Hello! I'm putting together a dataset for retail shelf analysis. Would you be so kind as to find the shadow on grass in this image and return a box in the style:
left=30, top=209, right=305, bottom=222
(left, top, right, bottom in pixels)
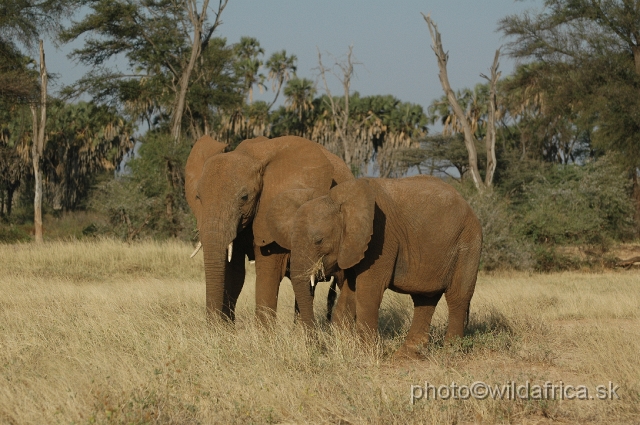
left=321, top=293, right=519, bottom=358
left=424, top=307, right=517, bottom=355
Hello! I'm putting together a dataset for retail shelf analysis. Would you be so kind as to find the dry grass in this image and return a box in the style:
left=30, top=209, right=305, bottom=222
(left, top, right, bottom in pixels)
left=0, top=240, right=638, bottom=424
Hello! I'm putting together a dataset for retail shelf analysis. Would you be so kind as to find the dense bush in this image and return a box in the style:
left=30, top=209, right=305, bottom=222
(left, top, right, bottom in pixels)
left=89, top=133, right=195, bottom=242
left=509, top=155, right=635, bottom=247
left=455, top=182, right=535, bottom=271
left=454, top=154, right=636, bottom=271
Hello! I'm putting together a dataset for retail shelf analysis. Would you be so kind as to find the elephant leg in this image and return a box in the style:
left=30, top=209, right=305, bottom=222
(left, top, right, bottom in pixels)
left=443, top=289, right=473, bottom=342
left=254, top=244, right=288, bottom=325
left=331, top=272, right=356, bottom=328
left=326, top=279, right=338, bottom=322
left=444, top=256, right=479, bottom=342
left=354, top=277, right=386, bottom=344
left=444, top=296, right=470, bottom=342
left=221, top=246, right=246, bottom=322
left=395, top=293, right=443, bottom=359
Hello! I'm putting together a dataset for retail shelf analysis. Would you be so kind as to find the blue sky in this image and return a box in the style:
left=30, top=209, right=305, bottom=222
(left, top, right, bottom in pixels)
left=45, top=0, right=541, bottom=123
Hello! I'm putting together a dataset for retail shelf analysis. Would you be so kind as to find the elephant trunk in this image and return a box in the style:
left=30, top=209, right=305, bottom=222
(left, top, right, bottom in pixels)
left=289, top=252, right=316, bottom=328
left=201, top=218, right=239, bottom=321
left=203, top=244, right=229, bottom=321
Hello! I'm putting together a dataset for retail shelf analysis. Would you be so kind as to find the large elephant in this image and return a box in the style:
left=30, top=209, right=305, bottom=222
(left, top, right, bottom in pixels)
left=267, top=176, right=483, bottom=358
left=185, top=134, right=353, bottom=322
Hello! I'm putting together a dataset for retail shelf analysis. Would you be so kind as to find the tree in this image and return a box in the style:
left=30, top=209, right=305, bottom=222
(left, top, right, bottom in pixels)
left=1, top=0, right=79, bottom=240
left=30, top=40, right=46, bottom=242
left=44, top=101, right=132, bottom=211
left=316, top=45, right=365, bottom=173
left=265, top=50, right=297, bottom=110
left=234, top=36, right=265, bottom=104
left=499, top=0, right=640, bottom=221
left=61, top=0, right=229, bottom=144
left=0, top=102, right=29, bottom=218
left=284, top=77, right=316, bottom=119
left=423, top=14, right=500, bottom=191
left=0, top=0, right=78, bottom=91
left=268, top=77, right=316, bottom=140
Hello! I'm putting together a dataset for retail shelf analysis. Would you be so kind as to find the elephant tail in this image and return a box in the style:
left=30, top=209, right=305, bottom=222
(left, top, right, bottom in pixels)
left=326, top=277, right=339, bottom=322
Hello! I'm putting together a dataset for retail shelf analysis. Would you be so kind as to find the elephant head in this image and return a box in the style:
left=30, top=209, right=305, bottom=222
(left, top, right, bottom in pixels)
left=267, top=179, right=375, bottom=320
left=185, top=135, right=228, bottom=226
left=187, top=135, right=338, bottom=320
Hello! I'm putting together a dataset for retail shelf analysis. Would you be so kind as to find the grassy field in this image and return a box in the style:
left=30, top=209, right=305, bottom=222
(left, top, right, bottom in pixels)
left=1, top=240, right=638, bottom=424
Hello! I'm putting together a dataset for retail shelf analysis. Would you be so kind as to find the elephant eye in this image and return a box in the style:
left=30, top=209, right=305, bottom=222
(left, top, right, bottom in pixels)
left=314, top=237, right=323, bottom=245
left=240, top=194, right=249, bottom=202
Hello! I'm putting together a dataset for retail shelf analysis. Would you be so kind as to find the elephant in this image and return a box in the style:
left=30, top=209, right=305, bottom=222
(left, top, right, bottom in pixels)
left=266, top=175, right=483, bottom=358
left=184, top=134, right=353, bottom=323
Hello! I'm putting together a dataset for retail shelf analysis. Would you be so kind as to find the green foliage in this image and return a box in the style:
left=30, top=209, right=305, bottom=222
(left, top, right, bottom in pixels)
left=499, top=0, right=640, bottom=167
left=44, top=101, right=133, bottom=211
left=60, top=0, right=240, bottom=142
left=510, top=155, right=635, bottom=246
left=455, top=181, right=534, bottom=271
left=0, top=224, right=30, bottom=243
left=0, top=0, right=80, bottom=101
left=89, top=132, right=194, bottom=241
left=452, top=153, right=635, bottom=271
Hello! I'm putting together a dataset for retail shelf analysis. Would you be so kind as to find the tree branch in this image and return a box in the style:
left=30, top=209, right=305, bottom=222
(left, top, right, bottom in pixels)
left=423, top=13, right=484, bottom=191
left=480, top=48, right=501, bottom=187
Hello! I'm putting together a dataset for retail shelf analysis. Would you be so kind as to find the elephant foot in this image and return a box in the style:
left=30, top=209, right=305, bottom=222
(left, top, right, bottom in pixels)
left=393, top=343, right=424, bottom=361
left=255, top=307, right=278, bottom=329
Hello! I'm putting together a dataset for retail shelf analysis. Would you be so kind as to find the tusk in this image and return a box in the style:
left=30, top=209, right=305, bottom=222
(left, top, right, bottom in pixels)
left=328, top=275, right=334, bottom=285
left=227, top=242, right=233, bottom=262
left=190, top=241, right=202, bottom=258
left=309, top=274, right=317, bottom=297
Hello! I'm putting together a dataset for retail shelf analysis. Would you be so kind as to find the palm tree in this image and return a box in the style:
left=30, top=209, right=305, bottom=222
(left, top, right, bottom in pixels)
left=284, top=77, right=316, bottom=119
left=234, top=37, right=265, bottom=104
left=44, top=101, right=132, bottom=211
left=428, top=84, right=491, bottom=138
left=265, top=50, right=297, bottom=110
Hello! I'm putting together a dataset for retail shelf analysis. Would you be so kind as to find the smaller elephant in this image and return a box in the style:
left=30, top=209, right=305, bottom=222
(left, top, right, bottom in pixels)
left=267, top=176, right=482, bottom=358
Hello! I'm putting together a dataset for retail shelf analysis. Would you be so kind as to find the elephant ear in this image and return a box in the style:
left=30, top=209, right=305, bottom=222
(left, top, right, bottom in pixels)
left=185, top=135, right=227, bottom=220
left=265, top=189, right=319, bottom=250
left=330, top=179, right=376, bottom=269
left=318, top=146, right=355, bottom=186
left=240, top=136, right=334, bottom=247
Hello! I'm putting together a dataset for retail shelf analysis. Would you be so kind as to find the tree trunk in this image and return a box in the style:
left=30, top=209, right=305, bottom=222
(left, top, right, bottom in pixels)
left=170, top=0, right=227, bottom=144
left=482, top=49, right=501, bottom=188
left=170, top=33, right=201, bottom=143
left=423, top=14, right=484, bottom=191
left=31, top=40, right=47, bottom=243
left=7, top=186, right=14, bottom=217
left=632, top=46, right=640, bottom=76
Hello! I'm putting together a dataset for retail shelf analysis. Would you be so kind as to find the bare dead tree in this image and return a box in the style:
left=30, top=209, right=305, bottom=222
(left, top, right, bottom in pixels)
left=316, top=45, right=363, bottom=170
left=170, top=0, right=228, bottom=144
left=30, top=40, right=47, bottom=243
left=480, top=49, right=501, bottom=188
left=423, top=13, right=485, bottom=191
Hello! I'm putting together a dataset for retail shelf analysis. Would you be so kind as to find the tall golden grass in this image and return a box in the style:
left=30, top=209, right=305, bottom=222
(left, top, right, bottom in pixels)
left=1, top=240, right=638, bottom=424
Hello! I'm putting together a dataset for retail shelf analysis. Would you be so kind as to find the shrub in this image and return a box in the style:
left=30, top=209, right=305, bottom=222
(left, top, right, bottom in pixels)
left=88, top=132, right=196, bottom=242
left=0, top=224, right=30, bottom=243
left=512, top=155, right=635, bottom=247
left=455, top=181, right=535, bottom=271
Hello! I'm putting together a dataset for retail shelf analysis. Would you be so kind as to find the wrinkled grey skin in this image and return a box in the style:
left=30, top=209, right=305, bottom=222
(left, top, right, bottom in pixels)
left=268, top=176, right=482, bottom=358
left=185, top=135, right=353, bottom=323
